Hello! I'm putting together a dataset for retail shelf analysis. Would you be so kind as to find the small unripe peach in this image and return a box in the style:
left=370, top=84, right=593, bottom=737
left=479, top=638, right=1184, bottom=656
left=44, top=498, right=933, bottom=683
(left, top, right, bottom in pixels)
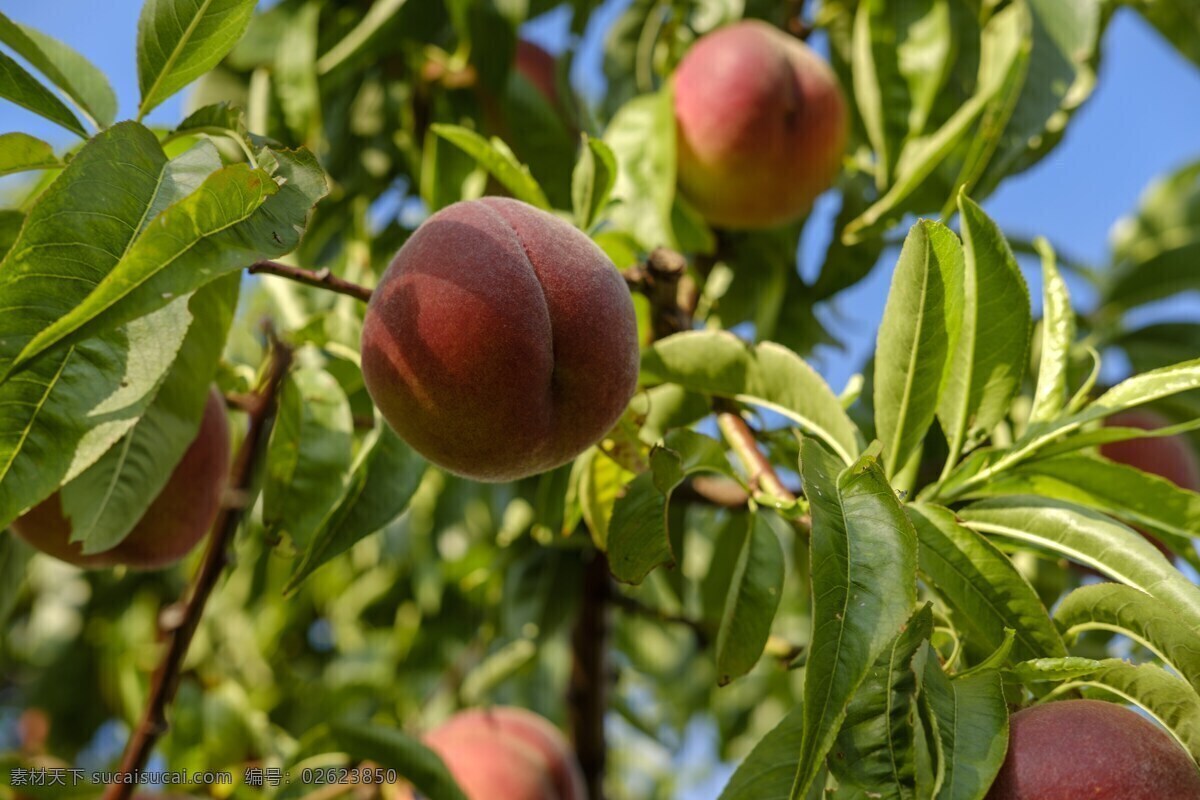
left=12, top=388, right=229, bottom=569
left=360, top=198, right=639, bottom=482
left=1101, top=409, right=1200, bottom=491
left=673, top=20, right=847, bottom=229
left=986, top=700, right=1200, bottom=799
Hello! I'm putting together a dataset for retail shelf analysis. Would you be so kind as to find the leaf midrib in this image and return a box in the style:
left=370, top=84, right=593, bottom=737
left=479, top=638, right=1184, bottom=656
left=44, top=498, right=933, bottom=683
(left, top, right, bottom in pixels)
left=138, top=0, right=216, bottom=120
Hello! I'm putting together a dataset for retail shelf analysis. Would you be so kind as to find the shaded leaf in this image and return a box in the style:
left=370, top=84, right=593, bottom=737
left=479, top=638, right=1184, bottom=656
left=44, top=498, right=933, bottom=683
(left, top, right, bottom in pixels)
left=429, top=124, right=549, bottom=209
left=572, top=134, right=617, bottom=231
left=0, top=132, right=61, bottom=176
left=921, top=650, right=1008, bottom=800
left=0, top=50, right=86, bottom=137
left=719, top=705, right=805, bottom=800
left=716, top=510, right=785, bottom=685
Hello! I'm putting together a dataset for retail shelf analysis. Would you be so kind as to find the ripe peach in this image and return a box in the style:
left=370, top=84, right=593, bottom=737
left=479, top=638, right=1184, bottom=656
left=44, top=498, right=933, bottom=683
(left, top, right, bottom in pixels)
left=360, top=198, right=639, bottom=482
left=12, top=388, right=229, bottom=569
left=1101, top=409, right=1200, bottom=491
left=403, top=707, right=584, bottom=800
left=986, top=700, right=1200, bottom=799
left=673, top=20, right=847, bottom=229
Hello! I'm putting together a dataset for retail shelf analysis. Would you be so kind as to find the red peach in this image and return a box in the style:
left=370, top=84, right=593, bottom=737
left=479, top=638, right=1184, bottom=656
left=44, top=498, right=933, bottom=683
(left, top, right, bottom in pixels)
left=12, top=388, right=229, bottom=569
left=673, top=20, right=847, bottom=229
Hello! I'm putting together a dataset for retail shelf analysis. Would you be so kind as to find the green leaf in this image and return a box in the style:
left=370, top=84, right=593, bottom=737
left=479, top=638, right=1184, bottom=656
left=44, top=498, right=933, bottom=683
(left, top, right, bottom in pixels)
left=715, top=510, right=785, bottom=685
left=1050, top=660, right=1200, bottom=762
left=1103, top=160, right=1200, bottom=311
left=1028, top=238, right=1074, bottom=424
left=0, top=535, right=32, bottom=626
left=0, top=300, right=192, bottom=530
left=792, top=441, right=918, bottom=798
left=315, top=0, right=409, bottom=76
left=169, top=101, right=249, bottom=143
left=830, top=604, right=934, bottom=799
left=274, top=3, right=322, bottom=145
left=286, top=423, right=425, bottom=592
left=843, top=6, right=1027, bottom=243
left=921, top=650, right=1009, bottom=800
left=1056, top=583, right=1200, bottom=694
left=327, top=722, right=467, bottom=800
left=0, top=132, right=61, bottom=176
left=0, top=11, right=117, bottom=128
left=936, top=194, right=1031, bottom=466
left=604, top=87, right=677, bottom=251
left=264, top=364, right=354, bottom=552
left=907, top=503, right=1064, bottom=666
left=1005, top=656, right=1104, bottom=684
left=962, top=453, right=1200, bottom=569
left=136, top=0, right=257, bottom=119
left=58, top=276, right=237, bottom=554
left=719, top=705, right=806, bottom=800
left=572, top=134, right=618, bottom=231
left=6, top=143, right=327, bottom=376
left=640, top=331, right=862, bottom=465
left=608, top=430, right=735, bottom=584
left=960, top=497, right=1200, bottom=633
left=429, top=124, right=550, bottom=209
left=0, top=50, right=86, bottom=137
left=874, top=220, right=964, bottom=477
left=0, top=210, right=21, bottom=260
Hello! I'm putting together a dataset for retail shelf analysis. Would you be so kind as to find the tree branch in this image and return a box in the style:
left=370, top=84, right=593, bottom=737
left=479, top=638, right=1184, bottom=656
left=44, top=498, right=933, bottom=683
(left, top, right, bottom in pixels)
left=249, top=260, right=374, bottom=303
left=609, top=593, right=710, bottom=646
left=103, top=341, right=293, bottom=800
left=716, top=411, right=797, bottom=503
left=568, top=551, right=612, bottom=800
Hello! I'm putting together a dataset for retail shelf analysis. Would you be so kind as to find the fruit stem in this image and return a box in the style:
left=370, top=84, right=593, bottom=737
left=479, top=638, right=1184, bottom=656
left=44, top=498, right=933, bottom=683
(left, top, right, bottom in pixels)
left=717, top=411, right=798, bottom=503
left=249, top=259, right=374, bottom=303
left=102, top=338, right=294, bottom=800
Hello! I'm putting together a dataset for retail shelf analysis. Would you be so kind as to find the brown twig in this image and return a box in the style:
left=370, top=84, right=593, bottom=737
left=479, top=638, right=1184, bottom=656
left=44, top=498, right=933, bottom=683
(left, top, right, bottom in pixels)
left=103, top=341, right=293, bottom=800
left=249, top=260, right=373, bottom=303
left=568, top=551, right=612, bottom=800
left=716, top=411, right=797, bottom=503
left=622, top=247, right=695, bottom=339
left=609, top=593, right=710, bottom=646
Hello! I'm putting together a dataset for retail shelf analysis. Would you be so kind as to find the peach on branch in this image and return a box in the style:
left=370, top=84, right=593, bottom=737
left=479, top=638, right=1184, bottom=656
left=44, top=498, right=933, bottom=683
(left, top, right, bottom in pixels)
left=986, top=699, right=1200, bottom=799
left=12, top=388, right=230, bottom=570
left=673, top=20, right=847, bottom=229
left=1101, top=409, right=1200, bottom=491
left=360, top=198, right=639, bottom=482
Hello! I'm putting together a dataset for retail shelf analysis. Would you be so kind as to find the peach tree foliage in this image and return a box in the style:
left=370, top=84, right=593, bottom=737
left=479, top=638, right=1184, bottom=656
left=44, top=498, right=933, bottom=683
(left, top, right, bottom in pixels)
left=0, top=0, right=1198, bottom=799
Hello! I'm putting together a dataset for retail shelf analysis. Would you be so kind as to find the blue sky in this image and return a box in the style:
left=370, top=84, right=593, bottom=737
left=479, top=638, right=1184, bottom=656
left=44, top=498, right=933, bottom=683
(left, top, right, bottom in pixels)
left=2, top=2, right=1199, bottom=796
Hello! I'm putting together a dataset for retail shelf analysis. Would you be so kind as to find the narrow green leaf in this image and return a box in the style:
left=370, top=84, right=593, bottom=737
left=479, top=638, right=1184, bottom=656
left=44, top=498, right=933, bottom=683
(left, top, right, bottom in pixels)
left=315, top=0, right=409, bottom=75
left=1127, top=0, right=1200, bottom=68
left=831, top=604, right=934, bottom=799
left=0, top=11, right=117, bottom=127
left=792, top=441, right=918, bottom=798
left=429, top=124, right=550, bottom=209
left=604, top=87, right=677, bottom=251
left=936, top=194, right=1031, bottom=466
left=1028, top=238, right=1075, bottom=424
left=275, top=3, right=322, bottom=144
left=264, top=365, right=354, bottom=552
left=1005, top=656, right=1104, bottom=684
left=907, top=503, right=1064, bottom=665
left=921, top=651, right=1009, bottom=800
left=0, top=210, right=22, bottom=260
left=715, top=510, right=785, bottom=685
left=719, top=705, right=806, bottom=800
left=961, top=496, right=1200, bottom=633
left=59, top=276, right=238, bottom=554
left=0, top=132, right=60, bottom=176
left=608, top=430, right=736, bottom=584
left=640, top=331, right=862, bottom=465
left=874, top=220, right=964, bottom=476
left=327, top=722, right=468, bottom=800
left=962, top=453, right=1200, bottom=569
left=137, top=0, right=257, bottom=119
left=572, top=134, right=617, bottom=231
left=286, top=423, right=425, bottom=592
left=0, top=50, right=86, bottom=137
left=1056, top=583, right=1200, bottom=694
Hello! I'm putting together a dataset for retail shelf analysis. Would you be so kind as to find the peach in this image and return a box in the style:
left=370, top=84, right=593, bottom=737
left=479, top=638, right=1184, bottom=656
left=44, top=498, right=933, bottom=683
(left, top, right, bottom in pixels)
left=1101, top=409, right=1200, bottom=491
left=360, top=198, right=639, bottom=482
left=12, top=388, right=229, bottom=569
left=986, top=699, right=1200, bottom=799
left=402, top=707, right=585, bottom=800
left=673, top=20, right=847, bottom=229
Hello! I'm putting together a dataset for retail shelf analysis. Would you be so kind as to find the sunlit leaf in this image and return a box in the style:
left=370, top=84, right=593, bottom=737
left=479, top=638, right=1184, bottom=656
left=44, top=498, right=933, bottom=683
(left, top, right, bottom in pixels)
left=921, top=650, right=1008, bottom=800
left=0, top=132, right=61, bottom=176
left=0, top=50, right=86, bottom=137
